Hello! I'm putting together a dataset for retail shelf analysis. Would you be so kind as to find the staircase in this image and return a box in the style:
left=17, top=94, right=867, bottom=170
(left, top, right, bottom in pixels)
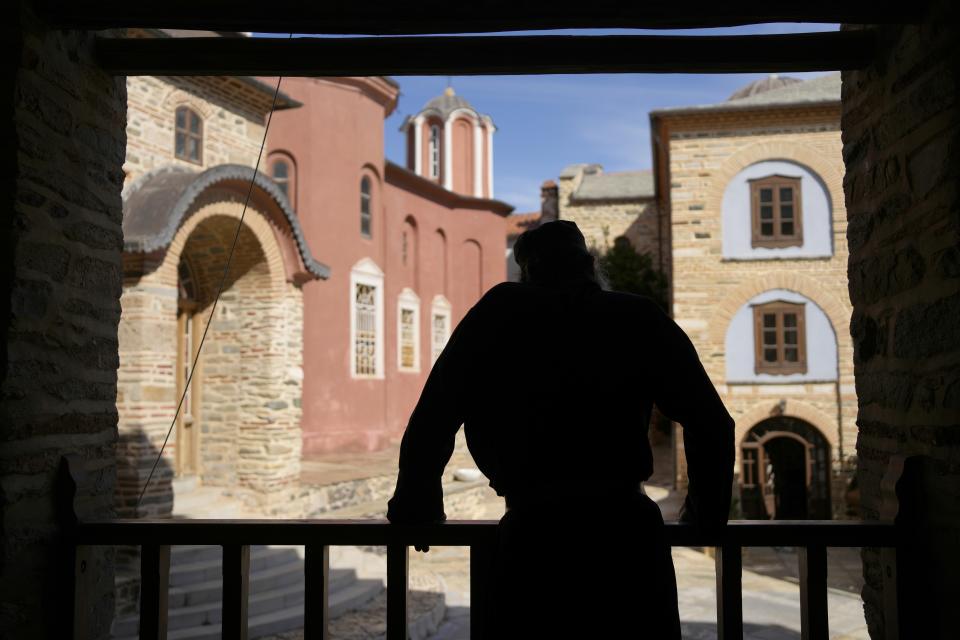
left=112, top=544, right=384, bottom=640
left=112, top=482, right=385, bottom=640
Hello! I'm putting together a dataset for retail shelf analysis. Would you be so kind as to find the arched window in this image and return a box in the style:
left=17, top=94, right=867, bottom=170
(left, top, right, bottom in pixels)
left=271, top=157, right=295, bottom=208
left=360, top=176, right=372, bottom=238
left=350, top=259, right=384, bottom=378
left=397, top=288, right=421, bottom=372
left=429, top=125, right=441, bottom=179
left=431, top=295, right=452, bottom=366
left=174, top=106, right=203, bottom=164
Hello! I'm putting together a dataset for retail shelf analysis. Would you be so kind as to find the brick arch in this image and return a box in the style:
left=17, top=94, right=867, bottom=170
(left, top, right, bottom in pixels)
left=155, top=201, right=288, bottom=293
left=734, top=398, right=839, bottom=453
left=706, top=139, right=845, bottom=220
left=161, top=88, right=218, bottom=120
left=708, top=271, right=851, bottom=352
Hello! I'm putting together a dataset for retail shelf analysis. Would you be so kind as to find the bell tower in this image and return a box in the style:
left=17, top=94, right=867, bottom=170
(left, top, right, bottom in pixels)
left=401, top=87, right=495, bottom=199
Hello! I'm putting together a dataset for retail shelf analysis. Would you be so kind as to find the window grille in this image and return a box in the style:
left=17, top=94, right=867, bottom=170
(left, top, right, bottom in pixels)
left=750, top=175, right=802, bottom=248
left=175, top=106, right=203, bottom=164
left=399, top=308, right=416, bottom=369
left=355, top=283, right=377, bottom=376
left=432, top=312, right=448, bottom=364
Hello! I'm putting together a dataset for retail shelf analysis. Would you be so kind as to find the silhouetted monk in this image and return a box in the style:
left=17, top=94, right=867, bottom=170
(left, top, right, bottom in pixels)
left=388, top=220, right=734, bottom=638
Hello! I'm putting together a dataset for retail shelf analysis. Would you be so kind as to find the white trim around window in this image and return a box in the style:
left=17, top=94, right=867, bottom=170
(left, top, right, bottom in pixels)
left=350, top=258, right=385, bottom=379
left=430, top=295, right=453, bottom=366
left=397, top=288, right=421, bottom=373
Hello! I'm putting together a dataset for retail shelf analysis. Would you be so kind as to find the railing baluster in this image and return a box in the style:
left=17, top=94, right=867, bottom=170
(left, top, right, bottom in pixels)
left=470, top=540, right=495, bottom=640
left=222, top=544, right=250, bottom=640
left=799, top=545, right=828, bottom=640
left=139, top=544, right=170, bottom=640
left=304, top=544, right=330, bottom=640
left=716, top=543, right=743, bottom=640
left=386, top=543, right=409, bottom=640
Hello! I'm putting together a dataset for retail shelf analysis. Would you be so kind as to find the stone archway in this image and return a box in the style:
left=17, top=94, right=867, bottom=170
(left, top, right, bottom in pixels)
left=117, top=199, right=306, bottom=517
left=162, top=202, right=303, bottom=505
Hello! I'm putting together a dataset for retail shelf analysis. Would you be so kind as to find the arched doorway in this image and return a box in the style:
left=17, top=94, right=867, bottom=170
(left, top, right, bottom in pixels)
left=173, top=214, right=275, bottom=486
left=740, top=416, right=831, bottom=519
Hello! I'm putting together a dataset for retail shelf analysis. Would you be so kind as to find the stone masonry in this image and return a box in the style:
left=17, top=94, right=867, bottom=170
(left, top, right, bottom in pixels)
left=653, top=98, right=858, bottom=517
left=2, top=5, right=126, bottom=638
left=557, top=164, right=666, bottom=272
left=840, top=4, right=960, bottom=637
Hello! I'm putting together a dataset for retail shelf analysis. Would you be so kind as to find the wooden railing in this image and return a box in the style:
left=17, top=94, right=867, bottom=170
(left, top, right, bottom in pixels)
left=68, top=518, right=900, bottom=640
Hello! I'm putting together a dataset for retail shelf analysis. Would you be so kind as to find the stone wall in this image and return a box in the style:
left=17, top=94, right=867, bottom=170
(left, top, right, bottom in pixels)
left=663, top=111, right=858, bottom=516
left=557, top=168, right=663, bottom=267
left=124, top=75, right=266, bottom=186
left=2, top=6, right=125, bottom=638
left=116, top=202, right=305, bottom=518
left=840, top=5, right=960, bottom=637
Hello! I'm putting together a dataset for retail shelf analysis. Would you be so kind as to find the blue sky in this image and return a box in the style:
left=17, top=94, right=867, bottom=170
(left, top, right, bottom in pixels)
left=262, top=24, right=839, bottom=212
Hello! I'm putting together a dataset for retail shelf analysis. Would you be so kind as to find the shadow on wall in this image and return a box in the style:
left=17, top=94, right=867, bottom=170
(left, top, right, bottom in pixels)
left=115, top=427, right=174, bottom=520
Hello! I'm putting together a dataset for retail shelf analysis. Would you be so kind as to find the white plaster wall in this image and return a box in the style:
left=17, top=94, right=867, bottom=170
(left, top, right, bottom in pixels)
left=725, top=289, right=838, bottom=383
left=721, top=160, right=833, bottom=259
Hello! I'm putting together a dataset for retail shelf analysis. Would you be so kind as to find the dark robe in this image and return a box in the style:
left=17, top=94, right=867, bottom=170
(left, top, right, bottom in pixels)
left=387, top=279, right=734, bottom=638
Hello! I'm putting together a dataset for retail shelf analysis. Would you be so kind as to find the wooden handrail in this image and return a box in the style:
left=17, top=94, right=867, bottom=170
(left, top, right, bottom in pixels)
left=72, top=518, right=898, bottom=547
left=69, top=518, right=899, bottom=640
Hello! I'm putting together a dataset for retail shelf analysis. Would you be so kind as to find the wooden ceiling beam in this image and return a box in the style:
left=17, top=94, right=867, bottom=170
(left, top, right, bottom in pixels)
left=39, top=0, right=923, bottom=34
left=94, top=31, right=875, bottom=77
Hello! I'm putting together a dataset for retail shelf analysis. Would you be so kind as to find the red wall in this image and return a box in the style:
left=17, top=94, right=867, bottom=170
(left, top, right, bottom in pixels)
left=268, top=77, right=507, bottom=454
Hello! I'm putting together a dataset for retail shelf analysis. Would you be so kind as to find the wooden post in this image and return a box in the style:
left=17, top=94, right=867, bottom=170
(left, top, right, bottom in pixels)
left=470, top=540, right=496, bottom=640
left=139, top=544, right=171, bottom=640
left=386, top=544, right=408, bottom=640
left=222, top=544, right=250, bottom=640
left=304, top=544, right=330, bottom=640
left=799, top=545, right=828, bottom=640
left=716, top=544, right=743, bottom=640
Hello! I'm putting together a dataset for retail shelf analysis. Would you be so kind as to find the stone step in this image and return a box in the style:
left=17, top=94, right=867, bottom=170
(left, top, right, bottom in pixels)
left=112, top=545, right=389, bottom=640
left=168, top=547, right=301, bottom=587
left=112, top=574, right=383, bottom=638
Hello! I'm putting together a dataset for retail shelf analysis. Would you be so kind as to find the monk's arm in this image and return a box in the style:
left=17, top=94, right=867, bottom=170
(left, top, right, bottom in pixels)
left=650, top=304, right=735, bottom=527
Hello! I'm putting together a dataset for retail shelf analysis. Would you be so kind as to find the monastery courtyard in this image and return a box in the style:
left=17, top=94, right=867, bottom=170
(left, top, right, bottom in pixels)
left=253, top=439, right=870, bottom=640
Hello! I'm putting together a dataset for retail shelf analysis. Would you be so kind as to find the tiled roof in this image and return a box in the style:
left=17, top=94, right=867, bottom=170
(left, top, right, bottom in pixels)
left=506, top=212, right=541, bottom=238
left=573, top=171, right=655, bottom=201
left=422, top=88, right=478, bottom=119
left=651, top=72, right=841, bottom=116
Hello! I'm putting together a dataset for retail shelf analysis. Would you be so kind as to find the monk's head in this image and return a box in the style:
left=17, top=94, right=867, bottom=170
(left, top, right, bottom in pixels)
left=513, top=220, right=599, bottom=285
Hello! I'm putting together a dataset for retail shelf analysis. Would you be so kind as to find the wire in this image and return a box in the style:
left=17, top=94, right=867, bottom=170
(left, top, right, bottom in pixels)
left=136, top=43, right=291, bottom=511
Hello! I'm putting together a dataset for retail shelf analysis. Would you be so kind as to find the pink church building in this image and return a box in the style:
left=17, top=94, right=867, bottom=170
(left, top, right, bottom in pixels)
left=267, top=80, right=512, bottom=454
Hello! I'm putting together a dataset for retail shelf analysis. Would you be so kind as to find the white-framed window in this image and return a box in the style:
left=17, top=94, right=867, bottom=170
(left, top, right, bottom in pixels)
left=429, top=125, right=441, bottom=179
left=397, top=288, right=420, bottom=372
left=431, top=295, right=452, bottom=365
left=350, top=258, right=384, bottom=378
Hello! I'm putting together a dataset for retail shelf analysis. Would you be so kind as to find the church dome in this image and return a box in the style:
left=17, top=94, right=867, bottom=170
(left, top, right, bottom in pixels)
left=422, top=87, right=477, bottom=119
left=727, top=74, right=803, bottom=101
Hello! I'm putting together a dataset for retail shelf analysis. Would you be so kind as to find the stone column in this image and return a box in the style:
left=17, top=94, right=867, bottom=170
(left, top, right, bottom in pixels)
left=443, top=117, right=453, bottom=191
left=412, top=115, right=424, bottom=176
left=473, top=118, right=483, bottom=198
left=486, top=122, right=495, bottom=198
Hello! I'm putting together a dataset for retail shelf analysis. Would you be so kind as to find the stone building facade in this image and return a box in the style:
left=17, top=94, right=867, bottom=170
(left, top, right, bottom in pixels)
left=117, top=31, right=325, bottom=517
left=650, top=74, right=858, bottom=519
left=556, top=164, right=667, bottom=274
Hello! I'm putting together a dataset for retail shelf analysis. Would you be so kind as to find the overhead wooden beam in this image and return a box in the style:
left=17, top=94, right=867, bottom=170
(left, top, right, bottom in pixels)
left=39, top=0, right=924, bottom=34
left=94, top=31, right=875, bottom=77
